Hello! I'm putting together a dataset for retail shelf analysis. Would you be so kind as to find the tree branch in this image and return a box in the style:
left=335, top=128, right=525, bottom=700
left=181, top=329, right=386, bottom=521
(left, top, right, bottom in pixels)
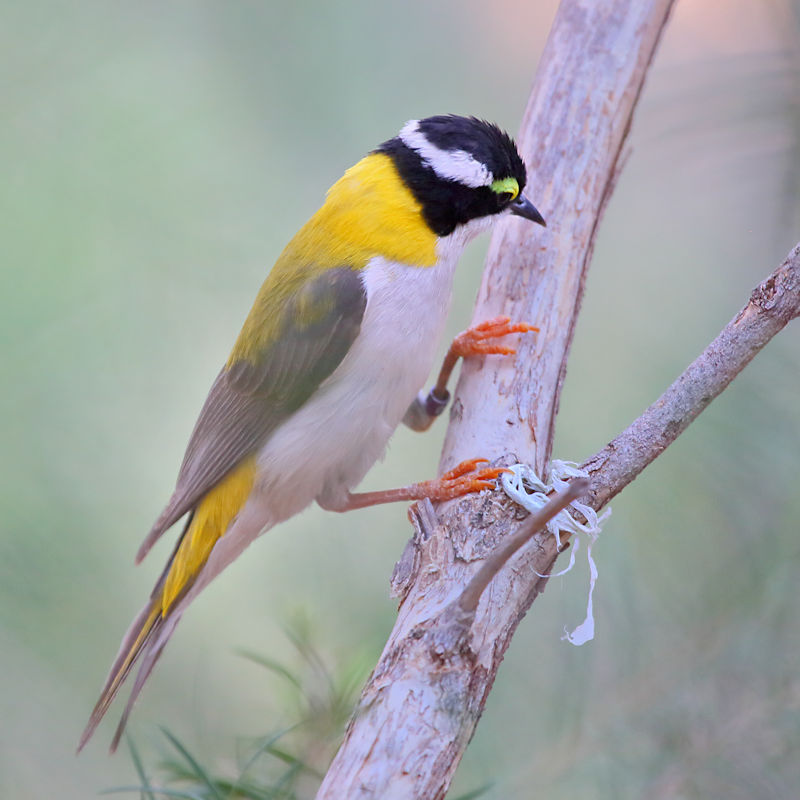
left=456, top=478, right=588, bottom=616
left=441, top=0, right=677, bottom=478
left=316, top=1, right=677, bottom=798
left=582, top=245, right=800, bottom=509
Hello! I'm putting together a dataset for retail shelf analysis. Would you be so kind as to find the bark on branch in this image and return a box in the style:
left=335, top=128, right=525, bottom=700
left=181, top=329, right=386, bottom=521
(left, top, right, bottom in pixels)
left=311, top=1, right=800, bottom=798
left=582, top=247, right=800, bottom=509
left=318, top=242, right=798, bottom=800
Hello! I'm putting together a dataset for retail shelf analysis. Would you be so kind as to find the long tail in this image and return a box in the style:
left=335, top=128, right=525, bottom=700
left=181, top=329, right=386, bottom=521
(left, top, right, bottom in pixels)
left=77, top=598, right=169, bottom=753
left=79, top=457, right=258, bottom=753
left=77, top=510, right=194, bottom=754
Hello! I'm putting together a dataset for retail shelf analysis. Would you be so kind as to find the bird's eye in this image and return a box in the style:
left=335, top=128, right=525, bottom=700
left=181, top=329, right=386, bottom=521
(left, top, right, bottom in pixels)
left=490, top=177, right=520, bottom=203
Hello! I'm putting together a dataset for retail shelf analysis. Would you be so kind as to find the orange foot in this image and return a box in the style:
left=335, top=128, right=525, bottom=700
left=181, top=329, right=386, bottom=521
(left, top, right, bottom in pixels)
left=451, top=316, right=539, bottom=359
left=409, top=457, right=509, bottom=502
left=335, top=458, right=509, bottom=511
left=426, top=317, right=538, bottom=412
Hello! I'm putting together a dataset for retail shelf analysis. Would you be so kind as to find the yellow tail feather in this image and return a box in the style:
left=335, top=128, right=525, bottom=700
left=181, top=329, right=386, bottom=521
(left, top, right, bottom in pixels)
left=77, top=601, right=161, bottom=752
left=160, top=457, right=256, bottom=614
left=79, top=456, right=257, bottom=752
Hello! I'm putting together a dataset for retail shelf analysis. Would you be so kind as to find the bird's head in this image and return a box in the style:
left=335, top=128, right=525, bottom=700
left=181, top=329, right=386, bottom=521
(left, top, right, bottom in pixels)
left=376, top=114, right=545, bottom=238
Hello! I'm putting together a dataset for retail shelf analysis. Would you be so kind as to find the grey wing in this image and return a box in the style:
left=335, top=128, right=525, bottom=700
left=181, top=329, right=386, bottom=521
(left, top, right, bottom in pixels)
left=135, top=267, right=367, bottom=562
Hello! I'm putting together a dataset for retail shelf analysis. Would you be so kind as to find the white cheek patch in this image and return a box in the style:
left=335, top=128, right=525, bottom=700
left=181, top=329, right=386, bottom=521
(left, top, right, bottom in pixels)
left=399, top=119, right=493, bottom=189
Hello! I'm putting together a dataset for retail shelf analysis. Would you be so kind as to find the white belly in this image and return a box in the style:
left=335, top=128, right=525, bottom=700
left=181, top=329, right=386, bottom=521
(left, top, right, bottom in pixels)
left=174, top=222, right=491, bottom=610
left=253, top=254, right=458, bottom=522
left=176, top=254, right=460, bottom=610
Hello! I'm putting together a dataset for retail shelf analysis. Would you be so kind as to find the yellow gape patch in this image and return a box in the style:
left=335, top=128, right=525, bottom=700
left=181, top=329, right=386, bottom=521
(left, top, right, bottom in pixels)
left=161, top=457, right=257, bottom=615
left=490, top=176, right=519, bottom=200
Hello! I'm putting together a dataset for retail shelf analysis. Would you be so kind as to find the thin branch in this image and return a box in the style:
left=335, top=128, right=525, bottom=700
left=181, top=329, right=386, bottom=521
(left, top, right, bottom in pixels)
left=583, top=242, right=800, bottom=510
left=315, top=2, right=677, bottom=798
left=456, top=478, right=588, bottom=615
left=313, top=0, right=796, bottom=786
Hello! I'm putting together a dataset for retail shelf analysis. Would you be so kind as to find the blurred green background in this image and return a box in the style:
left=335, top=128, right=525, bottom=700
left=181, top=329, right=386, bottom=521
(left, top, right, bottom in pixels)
left=2, top=0, right=799, bottom=797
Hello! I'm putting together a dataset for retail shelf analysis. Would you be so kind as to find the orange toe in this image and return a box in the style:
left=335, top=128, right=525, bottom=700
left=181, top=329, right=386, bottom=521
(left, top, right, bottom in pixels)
left=442, top=457, right=489, bottom=481
left=452, top=317, right=539, bottom=359
left=413, top=460, right=509, bottom=502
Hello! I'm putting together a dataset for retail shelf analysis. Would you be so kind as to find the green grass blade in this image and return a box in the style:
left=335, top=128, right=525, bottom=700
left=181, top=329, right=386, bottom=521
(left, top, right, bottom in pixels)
left=159, top=728, right=224, bottom=800
left=237, top=725, right=299, bottom=782
left=125, top=736, right=157, bottom=800
left=236, top=650, right=303, bottom=692
left=260, top=744, right=322, bottom=779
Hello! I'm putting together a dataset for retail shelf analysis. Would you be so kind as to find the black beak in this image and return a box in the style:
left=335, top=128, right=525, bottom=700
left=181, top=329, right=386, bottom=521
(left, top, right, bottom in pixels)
left=510, top=193, right=546, bottom=226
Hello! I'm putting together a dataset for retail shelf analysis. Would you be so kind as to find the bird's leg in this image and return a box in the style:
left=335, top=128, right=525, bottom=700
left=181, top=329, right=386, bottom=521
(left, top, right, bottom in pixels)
left=402, top=316, right=538, bottom=432
left=324, top=458, right=509, bottom=512
left=433, top=316, right=539, bottom=399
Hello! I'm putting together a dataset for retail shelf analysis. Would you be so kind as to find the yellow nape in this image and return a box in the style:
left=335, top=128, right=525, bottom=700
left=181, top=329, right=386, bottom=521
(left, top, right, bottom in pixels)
left=296, top=151, right=439, bottom=269
left=161, top=457, right=257, bottom=615
left=228, top=152, right=438, bottom=367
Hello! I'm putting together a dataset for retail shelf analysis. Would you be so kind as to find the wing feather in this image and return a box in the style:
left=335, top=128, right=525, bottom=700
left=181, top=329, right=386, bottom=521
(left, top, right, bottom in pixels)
left=136, top=266, right=367, bottom=562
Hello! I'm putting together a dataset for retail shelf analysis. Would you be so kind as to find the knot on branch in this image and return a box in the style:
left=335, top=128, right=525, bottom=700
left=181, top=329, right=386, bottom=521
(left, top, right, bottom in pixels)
left=748, top=246, right=800, bottom=320
left=427, top=604, right=477, bottom=665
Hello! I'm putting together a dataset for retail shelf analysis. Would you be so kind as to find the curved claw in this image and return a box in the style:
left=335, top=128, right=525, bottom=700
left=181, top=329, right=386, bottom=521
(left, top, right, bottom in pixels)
left=414, top=459, right=510, bottom=502
left=451, top=317, right=539, bottom=360
left=442, top=457, right=489, bottom=481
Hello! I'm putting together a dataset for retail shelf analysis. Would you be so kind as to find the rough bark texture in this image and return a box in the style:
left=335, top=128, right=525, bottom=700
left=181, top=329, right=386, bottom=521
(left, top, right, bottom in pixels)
left=441, top=0, right=675, bottom=477
left=316, top=239, right=799, bottom=800
left=315, top=1, right=677, bottom=798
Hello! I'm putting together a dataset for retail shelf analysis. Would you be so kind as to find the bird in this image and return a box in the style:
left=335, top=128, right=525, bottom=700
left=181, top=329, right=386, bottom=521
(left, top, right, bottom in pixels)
left=78, top=114, right=546, bottom=752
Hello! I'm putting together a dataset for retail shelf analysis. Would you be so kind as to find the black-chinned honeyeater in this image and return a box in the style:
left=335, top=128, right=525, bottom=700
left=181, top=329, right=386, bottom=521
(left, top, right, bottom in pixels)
left=79, top=114, right=546, bottom=752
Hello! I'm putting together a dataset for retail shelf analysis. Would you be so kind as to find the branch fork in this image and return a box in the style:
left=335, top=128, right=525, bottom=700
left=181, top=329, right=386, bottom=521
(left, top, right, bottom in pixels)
left=314, top=1, right=800, bottom=796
